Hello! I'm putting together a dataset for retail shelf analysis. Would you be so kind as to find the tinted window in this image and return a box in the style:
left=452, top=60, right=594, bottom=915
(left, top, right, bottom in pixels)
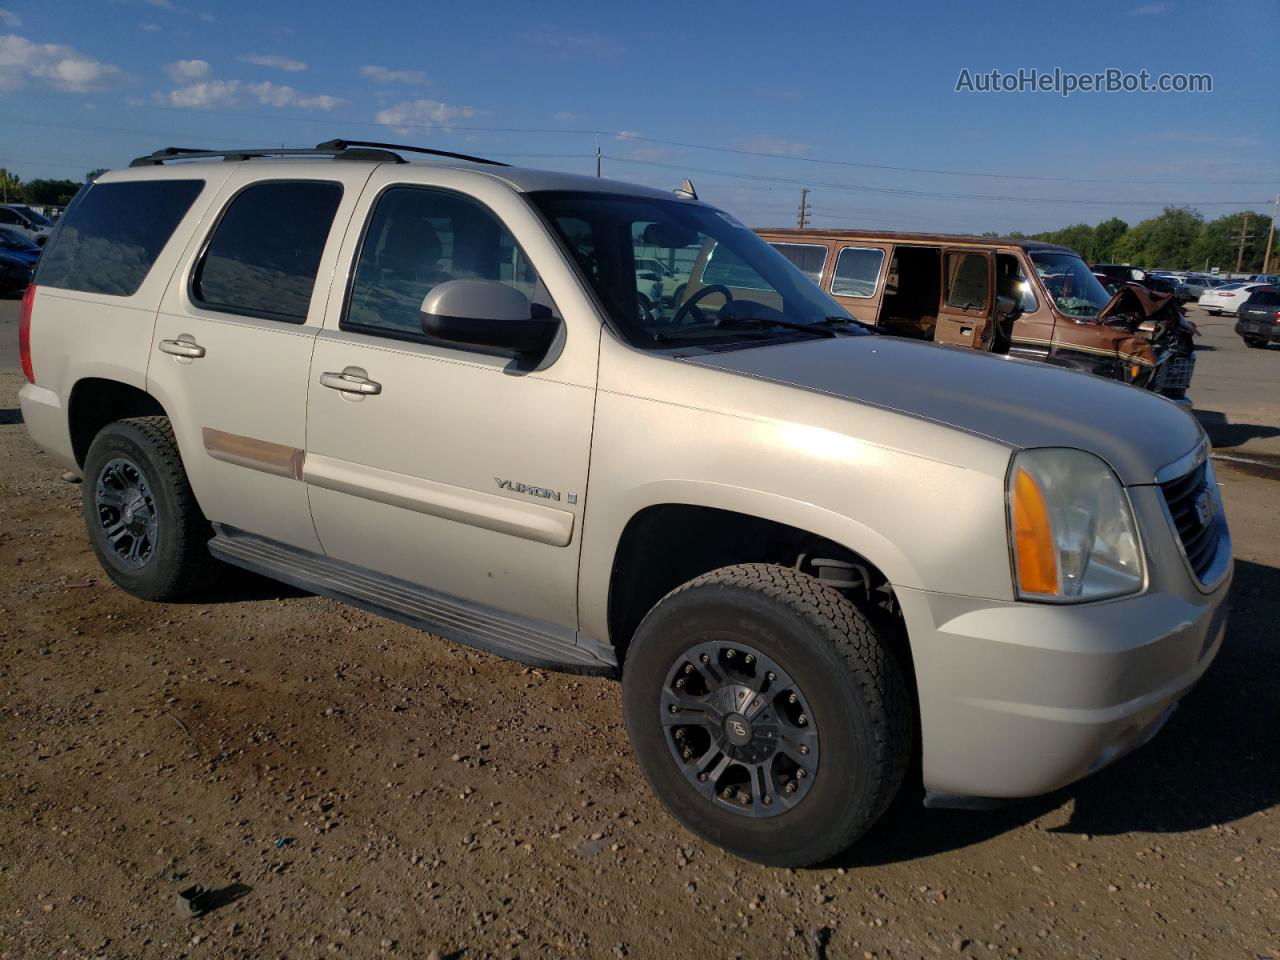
left=702, top=243, right=772, bottom=291
left=0, top=208, right=21, bottom=225
left=34, top=180, right=202, bottom=296
left=345, top=186, right=542, bottom=340
left=770, top=243, right=827, bottom=284
left=193, top=180, right=342, bottom=323
left=945, top=253, right=990, bottom=311
left=1247, top=289, right=1279, bottom=305
left=831, top=247, right=885, bottom=298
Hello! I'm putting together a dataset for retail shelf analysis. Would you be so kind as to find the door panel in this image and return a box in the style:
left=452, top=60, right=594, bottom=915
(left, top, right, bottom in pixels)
left=304, top=173, right=599, bottom=631
left=147, top=166, right=374, bottom=552
left=934, top=249, right=994, bottom=348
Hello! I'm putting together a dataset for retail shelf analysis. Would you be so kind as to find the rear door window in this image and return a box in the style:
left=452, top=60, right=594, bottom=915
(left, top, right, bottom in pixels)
left=35, top=180, right=204, bottom=296
left=192, top=180, right=342, bottom=324
left=769, top=243, right=827, bottom=285
left=831, top=247, right=885, bottom=298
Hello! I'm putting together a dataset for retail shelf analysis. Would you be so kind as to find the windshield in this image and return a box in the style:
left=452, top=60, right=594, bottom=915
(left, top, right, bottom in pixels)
left=1030, top=252, right=1113, bottom=318
left=528, top=191, right=864, bottom=350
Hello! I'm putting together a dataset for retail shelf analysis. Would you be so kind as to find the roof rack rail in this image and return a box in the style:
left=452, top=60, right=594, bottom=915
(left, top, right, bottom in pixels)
left=129, top=139, right=507, bottom=168
left=128, top=143, right=404, bottom=167
left=315, top=139, right=508, bottom=167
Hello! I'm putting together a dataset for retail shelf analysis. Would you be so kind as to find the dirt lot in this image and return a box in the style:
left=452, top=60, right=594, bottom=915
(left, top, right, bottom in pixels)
left=1, top=303, right=1278, bottom=960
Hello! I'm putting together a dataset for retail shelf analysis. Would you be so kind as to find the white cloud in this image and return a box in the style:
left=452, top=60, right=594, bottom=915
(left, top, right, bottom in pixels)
left=245, top=80, right=342, bottom=110
left=159, top=77, right=342, bottom=110
left=736, top=134, right=810, bottom=157
left=166, top=58, right=210, bottom=82
left=374, top=98, right=477, bottom=133
left=240, top=53, right=307, bottom=72
left=616, top=130, right=641, bottom=140
left=140, top=22, right=162, bottom=32
left=0, top=8, right=21, bottom=27
left=0, top=34, right=127, bottom=92
left=161, top=78, right=239, bottom=108
left=197, top=11, right=214, bottom=21
left=553, top=111, right=577, bottom=123
left=360, top=64, right=427, bottom=85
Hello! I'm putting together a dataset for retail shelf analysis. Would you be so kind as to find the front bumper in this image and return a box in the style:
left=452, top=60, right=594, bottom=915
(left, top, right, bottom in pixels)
left=899, top=486, right=1231, bottom=800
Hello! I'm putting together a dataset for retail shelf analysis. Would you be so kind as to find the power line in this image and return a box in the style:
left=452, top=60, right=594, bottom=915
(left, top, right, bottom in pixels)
left=601, top=154, right=1272, bottom=207
left=5, top=95, right=1278, bottom=186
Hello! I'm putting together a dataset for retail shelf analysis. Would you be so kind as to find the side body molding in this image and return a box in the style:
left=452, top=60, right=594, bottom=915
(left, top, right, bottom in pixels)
left=302, top=453, right=575, bottom=547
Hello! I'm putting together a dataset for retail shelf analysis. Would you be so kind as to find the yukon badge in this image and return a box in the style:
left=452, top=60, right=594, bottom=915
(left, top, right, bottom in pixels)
left=495, top=477, right=561, bottom=502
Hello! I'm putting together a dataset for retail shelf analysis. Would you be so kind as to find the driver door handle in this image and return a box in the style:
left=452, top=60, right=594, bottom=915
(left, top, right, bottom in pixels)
left=319, top=368, right=382, bottom=396
left=158, top=336, right=206, bottom=359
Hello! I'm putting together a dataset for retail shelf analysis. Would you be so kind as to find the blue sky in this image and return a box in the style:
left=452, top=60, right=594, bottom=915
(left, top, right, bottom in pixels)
left=1, top=0, right=1276, bottom=233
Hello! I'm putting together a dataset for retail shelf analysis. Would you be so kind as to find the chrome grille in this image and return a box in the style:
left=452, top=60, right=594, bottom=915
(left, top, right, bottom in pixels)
left=1159, top=460, right=1220, bottom=580
left=1152, top=351, right=1196, bottom=392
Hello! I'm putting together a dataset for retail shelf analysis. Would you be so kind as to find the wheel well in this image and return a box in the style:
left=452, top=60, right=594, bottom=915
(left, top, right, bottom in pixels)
left=68, top=378, right=166, bottom=467
left=608, top=505, right=910, bottom=673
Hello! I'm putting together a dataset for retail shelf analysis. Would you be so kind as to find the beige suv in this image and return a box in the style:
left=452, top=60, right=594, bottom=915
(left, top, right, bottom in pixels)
left=18, top=141, right=1231, bottom=866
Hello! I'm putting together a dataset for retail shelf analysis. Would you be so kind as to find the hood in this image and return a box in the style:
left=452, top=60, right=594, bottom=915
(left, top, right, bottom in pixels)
left=686, top=336, right=1202, bottom=485
left=1097, top=282, right=1176, bottom=322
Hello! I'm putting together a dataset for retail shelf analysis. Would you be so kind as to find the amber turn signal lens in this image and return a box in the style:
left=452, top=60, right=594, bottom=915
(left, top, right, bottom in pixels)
left=1012, top=466, right=1059, bottom=596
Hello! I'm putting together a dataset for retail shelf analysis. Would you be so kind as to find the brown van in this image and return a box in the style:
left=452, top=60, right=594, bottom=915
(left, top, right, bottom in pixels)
left=703, top=230, right=1197, bottom=404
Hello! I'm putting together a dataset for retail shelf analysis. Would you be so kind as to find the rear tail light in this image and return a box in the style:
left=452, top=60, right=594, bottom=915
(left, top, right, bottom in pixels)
left=18, top=283, right=35, bottom=383
left=1273, top=310, right=1280, bottom=323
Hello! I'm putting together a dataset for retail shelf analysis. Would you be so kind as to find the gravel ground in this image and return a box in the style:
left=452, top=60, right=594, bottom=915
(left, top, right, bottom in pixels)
left=1, top=345, right=1278, bottom=959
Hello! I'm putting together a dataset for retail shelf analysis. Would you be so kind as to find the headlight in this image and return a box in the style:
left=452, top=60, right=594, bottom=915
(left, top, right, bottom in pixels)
left=1007, top=448, right=1144, bottom=602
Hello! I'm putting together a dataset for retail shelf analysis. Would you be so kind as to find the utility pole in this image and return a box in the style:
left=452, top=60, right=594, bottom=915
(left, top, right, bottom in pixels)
left=796, top=188, right=810, bottom=229
left=1235, top=212, right=1253, bottom=274
left=595, top=137, right=601, bottom=178
left=1263, top=194, right=1279, bottom=274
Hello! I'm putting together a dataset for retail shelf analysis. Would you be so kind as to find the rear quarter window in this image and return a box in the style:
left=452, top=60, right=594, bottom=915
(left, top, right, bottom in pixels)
left=35, top=180, right=204, bottom=296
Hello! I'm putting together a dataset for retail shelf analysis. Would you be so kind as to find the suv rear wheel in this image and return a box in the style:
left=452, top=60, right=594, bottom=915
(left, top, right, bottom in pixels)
left=622, top=563, right=911, bottom=866
left=81, top=416, right=218, bottom=601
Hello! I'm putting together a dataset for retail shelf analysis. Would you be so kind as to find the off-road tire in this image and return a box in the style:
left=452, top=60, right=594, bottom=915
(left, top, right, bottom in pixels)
left=81, top=416, right=219, bottom=601
left=622, top=563, right=912, bottom=866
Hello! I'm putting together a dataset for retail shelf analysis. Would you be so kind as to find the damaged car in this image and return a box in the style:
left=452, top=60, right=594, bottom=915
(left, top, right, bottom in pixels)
left=740, top=231, right=1198, bottom=406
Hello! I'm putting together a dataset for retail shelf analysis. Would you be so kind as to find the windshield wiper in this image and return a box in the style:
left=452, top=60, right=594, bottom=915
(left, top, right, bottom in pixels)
left=653, top=317, right=837, bottom=344
left=823, top=315, right=880, bottom=333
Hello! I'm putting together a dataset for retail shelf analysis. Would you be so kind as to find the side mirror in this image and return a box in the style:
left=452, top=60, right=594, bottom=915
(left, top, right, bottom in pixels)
left=420, top=279, right=559, bottom=356
left=996, top=293, right=1022, bottom=321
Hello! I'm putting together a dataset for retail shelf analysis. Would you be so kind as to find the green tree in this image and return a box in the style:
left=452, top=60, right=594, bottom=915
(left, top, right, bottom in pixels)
left=1092, top=217, right=1128, bottom=263
left=1110, top=207, right=1204, bottom=269
left=0, top=167, right=20, bottom=204
left=21, top=178, right=82, bottom=206
left=85, top=168, right=108, bottom=182
left=1188, top=211, right=1270, bottom=273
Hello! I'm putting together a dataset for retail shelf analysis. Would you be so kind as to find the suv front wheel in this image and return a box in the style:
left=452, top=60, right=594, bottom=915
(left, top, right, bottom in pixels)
left=81, top=416, right=218, bottom=601
left=622, top=563, right=912, bottom=866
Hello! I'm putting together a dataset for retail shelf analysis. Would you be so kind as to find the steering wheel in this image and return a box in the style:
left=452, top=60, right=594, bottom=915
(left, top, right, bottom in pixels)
left=670, top=284, right=734, bottom=327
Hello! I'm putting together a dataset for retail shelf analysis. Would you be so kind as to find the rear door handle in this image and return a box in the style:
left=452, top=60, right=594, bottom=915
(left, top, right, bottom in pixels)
left=319, top=367, right=382, bottom=396
left=158, top=336, right=206, bottom=359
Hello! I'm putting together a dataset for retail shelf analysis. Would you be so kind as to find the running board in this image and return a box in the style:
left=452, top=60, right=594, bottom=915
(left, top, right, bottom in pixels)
left=208, top=526, right=616, bottom=675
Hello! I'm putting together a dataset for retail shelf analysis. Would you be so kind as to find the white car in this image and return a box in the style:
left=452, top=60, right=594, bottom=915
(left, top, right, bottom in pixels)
left=0, top=204, right=54, bottom=245
left=1198, top=281, right=1267, bottom=315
